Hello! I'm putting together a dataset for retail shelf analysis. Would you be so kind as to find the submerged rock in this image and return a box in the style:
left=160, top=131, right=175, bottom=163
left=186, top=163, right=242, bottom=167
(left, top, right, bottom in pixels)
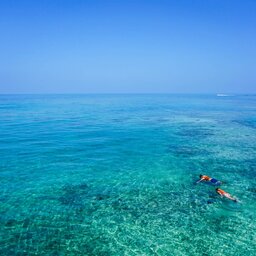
left=59, top=183, right=89, bottom=207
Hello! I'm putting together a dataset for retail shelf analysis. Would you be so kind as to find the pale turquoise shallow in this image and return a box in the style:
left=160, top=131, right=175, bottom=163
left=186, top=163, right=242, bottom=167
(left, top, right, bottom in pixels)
left=0, top=94, right=255, bottom=255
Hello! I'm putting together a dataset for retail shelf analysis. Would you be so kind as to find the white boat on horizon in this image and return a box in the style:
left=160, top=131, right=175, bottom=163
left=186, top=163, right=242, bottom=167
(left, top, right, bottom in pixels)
left=216, top=93, right=232, bottom=97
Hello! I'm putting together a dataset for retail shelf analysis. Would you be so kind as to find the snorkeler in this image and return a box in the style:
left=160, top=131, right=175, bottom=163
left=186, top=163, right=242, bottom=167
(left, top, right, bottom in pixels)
left=196, top=174, right=221, bottom=185
left=216, top=188, right=237, bottom=202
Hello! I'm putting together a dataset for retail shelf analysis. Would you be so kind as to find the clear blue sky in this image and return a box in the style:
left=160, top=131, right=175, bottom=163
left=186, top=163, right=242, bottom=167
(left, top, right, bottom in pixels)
left=0, top=0, right=255, bottom=93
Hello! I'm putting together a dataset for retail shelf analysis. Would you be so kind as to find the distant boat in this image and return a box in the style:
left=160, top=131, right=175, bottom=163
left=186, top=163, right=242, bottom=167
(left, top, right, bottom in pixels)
left=216, top=94, right=232, bottom=97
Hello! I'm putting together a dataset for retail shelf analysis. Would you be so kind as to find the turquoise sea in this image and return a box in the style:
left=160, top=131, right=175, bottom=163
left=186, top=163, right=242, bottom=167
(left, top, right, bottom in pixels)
left=0, top=94, right=255, bottom=256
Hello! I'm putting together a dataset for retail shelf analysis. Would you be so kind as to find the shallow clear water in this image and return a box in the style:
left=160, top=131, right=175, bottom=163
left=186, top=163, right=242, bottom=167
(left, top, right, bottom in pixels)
left=0, top=94, right=255, bottom=255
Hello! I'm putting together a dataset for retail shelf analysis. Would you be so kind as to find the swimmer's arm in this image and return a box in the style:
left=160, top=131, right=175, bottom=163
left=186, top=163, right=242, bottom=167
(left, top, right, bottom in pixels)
left=196, top=178, right=204, bottom=183
left=216, top=192, right=223, bottom=198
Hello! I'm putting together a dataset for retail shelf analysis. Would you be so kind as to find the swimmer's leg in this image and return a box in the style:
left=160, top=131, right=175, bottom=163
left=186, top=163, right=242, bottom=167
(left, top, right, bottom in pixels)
left=211, top=178, right=221, bottom=186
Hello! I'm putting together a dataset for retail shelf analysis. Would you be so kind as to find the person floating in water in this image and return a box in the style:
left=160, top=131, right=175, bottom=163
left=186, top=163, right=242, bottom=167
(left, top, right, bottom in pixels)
left=216, top=188, right=238, bottom=202
left=196, top=174, right=221, bottom=185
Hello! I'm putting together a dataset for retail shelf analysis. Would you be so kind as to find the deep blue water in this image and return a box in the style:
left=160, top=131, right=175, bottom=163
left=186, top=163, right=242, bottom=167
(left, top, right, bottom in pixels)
left=0, top=94, right=255, bottom=255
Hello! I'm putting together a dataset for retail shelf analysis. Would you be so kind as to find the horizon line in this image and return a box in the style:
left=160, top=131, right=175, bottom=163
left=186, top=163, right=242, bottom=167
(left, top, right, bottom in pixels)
left=0, top=92, right=255, bottom=95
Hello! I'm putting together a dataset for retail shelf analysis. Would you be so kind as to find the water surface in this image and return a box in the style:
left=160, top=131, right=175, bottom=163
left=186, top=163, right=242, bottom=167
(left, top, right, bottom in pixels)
left=0, top=94, right=255, bottom=255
